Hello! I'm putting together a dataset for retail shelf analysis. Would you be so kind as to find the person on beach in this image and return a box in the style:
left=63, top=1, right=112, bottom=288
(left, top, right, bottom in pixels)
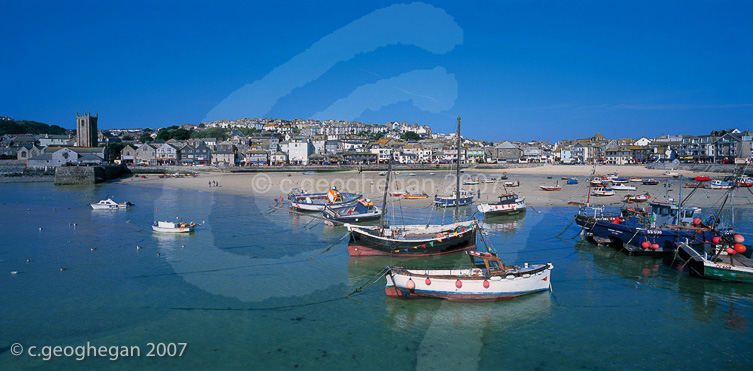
left=209, top=181, right=212, bottom=187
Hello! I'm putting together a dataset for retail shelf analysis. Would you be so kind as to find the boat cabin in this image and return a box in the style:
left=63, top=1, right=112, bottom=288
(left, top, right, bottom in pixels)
left=649, top=202, right=702, bottom=227
left=496, top=193, right=519, bottom=205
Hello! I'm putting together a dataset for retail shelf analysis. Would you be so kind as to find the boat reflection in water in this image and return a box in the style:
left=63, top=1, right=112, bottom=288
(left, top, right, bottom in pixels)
left=479, top=212, right=525, bottom=234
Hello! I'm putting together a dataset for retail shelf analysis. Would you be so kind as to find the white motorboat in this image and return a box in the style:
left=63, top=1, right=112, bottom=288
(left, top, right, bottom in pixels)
left=591, top=186, right=615, bottom=196
left=90, top=198, right=134, bottom=210
left=151, top=221, right=197, bottom=233
left=610, top=184, right=636, bottom=191
left=477, top=193, right=526, bottom=216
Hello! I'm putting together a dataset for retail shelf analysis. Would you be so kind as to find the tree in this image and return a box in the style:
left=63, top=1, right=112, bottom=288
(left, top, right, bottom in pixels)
left=139, top=133, right=153, bottom=143
left=401, top=131, right=420, bottom=141
left=172, top=128, right=192, bottom=140
left=107, top=142, right=127, bottom=162
left=156, top=129, right=172, bottom=141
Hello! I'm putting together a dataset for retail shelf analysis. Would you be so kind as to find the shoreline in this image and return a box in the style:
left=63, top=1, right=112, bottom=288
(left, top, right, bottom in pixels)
left=116, top=164, right=753, bottom=209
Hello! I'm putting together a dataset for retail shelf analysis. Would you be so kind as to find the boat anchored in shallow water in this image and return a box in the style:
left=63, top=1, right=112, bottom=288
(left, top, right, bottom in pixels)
left=323, top=199, right=381, bottom=225
left=152, top=221, right=197, bottom=233
left=288, top=188, right=362, bottom=211
left=384, top=224, right=553, bottom=302
left=434, top=189, right=474, bottom=207
left=477, top=193, right=526, bottom=216
left=90, top=198, right=134, bottom=210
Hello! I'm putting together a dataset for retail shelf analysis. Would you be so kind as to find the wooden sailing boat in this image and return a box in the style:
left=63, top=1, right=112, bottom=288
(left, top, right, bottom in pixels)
left=346, top=117, right=478, bottom=256
left=384, top=221, right=553, bottom=301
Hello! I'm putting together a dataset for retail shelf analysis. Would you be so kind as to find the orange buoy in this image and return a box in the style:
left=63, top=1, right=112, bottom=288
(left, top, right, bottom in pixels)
left=651, top=243, right=660, bottom=250
left=406, top=279, right=415, bottom=290
left=455, top=279, right=462, bottom=288
left=734, top=234, right=745, bottom=243
left=726, top=247, right=737, bottom=255
left=693, top=218, right=701, bottom=225
left=641, top=241, right=651, bottom=249
left=483, top=280, right=490, bottom=288
left=425, top=277, right=431, bottom=286
left=734, top=244, right=746, bottom=253
left=712, top=236, right=722, bottom=244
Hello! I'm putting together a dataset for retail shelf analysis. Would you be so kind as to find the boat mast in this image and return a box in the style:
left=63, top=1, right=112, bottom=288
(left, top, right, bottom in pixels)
left=455, top=116, right=461, bottom=223
left=379, top=159, right=392, bottom=230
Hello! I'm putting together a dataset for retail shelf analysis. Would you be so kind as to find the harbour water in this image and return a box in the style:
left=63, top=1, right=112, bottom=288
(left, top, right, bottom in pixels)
left=2, top=182, right=752, bottom=369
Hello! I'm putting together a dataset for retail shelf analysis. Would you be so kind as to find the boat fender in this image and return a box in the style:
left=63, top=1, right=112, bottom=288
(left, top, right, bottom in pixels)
left=455, top=279, right=462, bottom=288
left=406, top=278, right=415, bottom=290
left=483, top=280, right=490, bottom=288
left=425, top=277, right=431, bottom=286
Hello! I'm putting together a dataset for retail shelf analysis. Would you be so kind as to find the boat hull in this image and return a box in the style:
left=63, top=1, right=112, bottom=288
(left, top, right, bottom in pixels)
left=151, top=225, right=194, bottom=233
left=677, top=244, right=753, bottom=283
left=434, top=196, right=473, bottom=207
left=575, top=215, right=714, bottom=255
left=385, top=264, right=552, bottom=302
left=347, top=223, right=477, bottom=256
left=477, top=201, right=526, bottom=216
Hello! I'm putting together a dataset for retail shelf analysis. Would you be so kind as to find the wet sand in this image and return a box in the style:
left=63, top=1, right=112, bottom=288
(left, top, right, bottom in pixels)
left=119, top=164, right=753, bottom=209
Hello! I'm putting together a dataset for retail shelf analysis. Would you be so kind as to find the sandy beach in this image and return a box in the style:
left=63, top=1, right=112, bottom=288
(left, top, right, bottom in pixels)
left=119, top=164, right=753, bottom=209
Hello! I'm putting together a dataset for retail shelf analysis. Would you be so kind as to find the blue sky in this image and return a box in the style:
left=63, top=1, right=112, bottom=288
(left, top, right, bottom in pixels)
left=2, top=0, right=752, bottom=142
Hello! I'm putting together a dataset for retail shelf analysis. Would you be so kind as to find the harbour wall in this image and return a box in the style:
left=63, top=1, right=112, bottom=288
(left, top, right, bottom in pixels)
left=54, top=165, right=130, bottom=185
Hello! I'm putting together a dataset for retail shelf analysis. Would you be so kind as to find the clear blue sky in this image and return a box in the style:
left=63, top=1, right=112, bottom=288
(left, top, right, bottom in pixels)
left=2, top=0, right=752, bottom=142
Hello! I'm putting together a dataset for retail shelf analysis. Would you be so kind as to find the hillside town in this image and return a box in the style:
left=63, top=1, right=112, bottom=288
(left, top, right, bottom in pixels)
left=2, top=115, right=752, bottom=168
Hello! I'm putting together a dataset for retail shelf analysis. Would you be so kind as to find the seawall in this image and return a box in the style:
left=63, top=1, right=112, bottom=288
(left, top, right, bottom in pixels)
left=54, top=165, right=130, bottom=185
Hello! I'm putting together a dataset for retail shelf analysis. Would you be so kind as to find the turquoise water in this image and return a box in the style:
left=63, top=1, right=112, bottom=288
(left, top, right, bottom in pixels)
left=1, top=182, right=752, bottom=369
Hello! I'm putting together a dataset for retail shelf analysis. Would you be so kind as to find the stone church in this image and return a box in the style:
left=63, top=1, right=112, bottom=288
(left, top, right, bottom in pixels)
left=76, top=111, right=98, bottom=147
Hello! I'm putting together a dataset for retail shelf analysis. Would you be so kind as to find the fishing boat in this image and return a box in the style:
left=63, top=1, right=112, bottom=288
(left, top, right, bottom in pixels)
left=677, top=241, right=753, bottom=283
left=610, top=184, right=636, bottom=191
left=322, top=199, right=381, bottom=225
left=388, top=192, right=404, bottom=197
left=463, top=177, right=480, bottom=185
left=539, top=182, right=561, bottom=191
left=378, top=171, right=388, bottom=176
left=346, top=117, right=477, bottom=257
left=590, top=186, right=615, bottom=196
left=499, top=172, right=508, bottom=180
left=288, top=188, right=362, bottom=211
left=90, top=198, right=134, bottom=210
left=566, top=177, right=578, bottom=185
left=504, top=180, right=520, bottom=187
left=434, top=189, right=474, bottom=207
left=575, top=201, right=718, bottom=255
left=629, top=177, right=642, bottom=182
left=403, top=192, right=429, bottom=199
left=610, top=177, right=629, bottom=184
left=477, top=193, right=526, bottom=216
left=623, top=193, right=651, bottom=203
left=384, top=224, right=553, bottom=301
left=664, top=171, right=680, bottom=177
left=735, top=177, right=753, bottom=187
left=709, top=180, right=733, bottom=189
left=482, top=177, right=497, bottom=184
left=151, top=221, right=197, bottom=233
left=642, top=179, right=659, bottom=185
left=693, top=176, right=712, bottom=182
left=684, top=182, right=708, bottom=189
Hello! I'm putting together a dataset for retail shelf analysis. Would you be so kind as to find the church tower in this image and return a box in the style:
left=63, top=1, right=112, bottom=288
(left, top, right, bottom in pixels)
left=76, top=110, right=98, bottom=147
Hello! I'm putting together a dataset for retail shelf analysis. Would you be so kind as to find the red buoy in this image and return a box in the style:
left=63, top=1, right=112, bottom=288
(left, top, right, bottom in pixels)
left=455, top=279, right=462, bottom=288
left=406, top=279, right=415, bottom=290
left=734, top=234, right=745, bottom=243
left=425, top=277, right=431, bottom=286
left=651, top=243, right=660, bottom=250
left=483, top=280, right=490, bottom=288
left=712, top=236, right=722, bottom=244
left=641, top=241, right=651, bottom=249
left=693, top=218, right=701, bottom=225
left=734, top=244, right=747, bottom=253
left=726, top=247, right=737, bottom=255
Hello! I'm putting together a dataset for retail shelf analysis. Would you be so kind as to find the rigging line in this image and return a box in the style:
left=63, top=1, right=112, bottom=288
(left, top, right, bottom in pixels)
left=346, top=267, right=390, bottom=298
left=306, top=232, right=350, bottom=261
left=555, top=217, right=576, bottom=238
